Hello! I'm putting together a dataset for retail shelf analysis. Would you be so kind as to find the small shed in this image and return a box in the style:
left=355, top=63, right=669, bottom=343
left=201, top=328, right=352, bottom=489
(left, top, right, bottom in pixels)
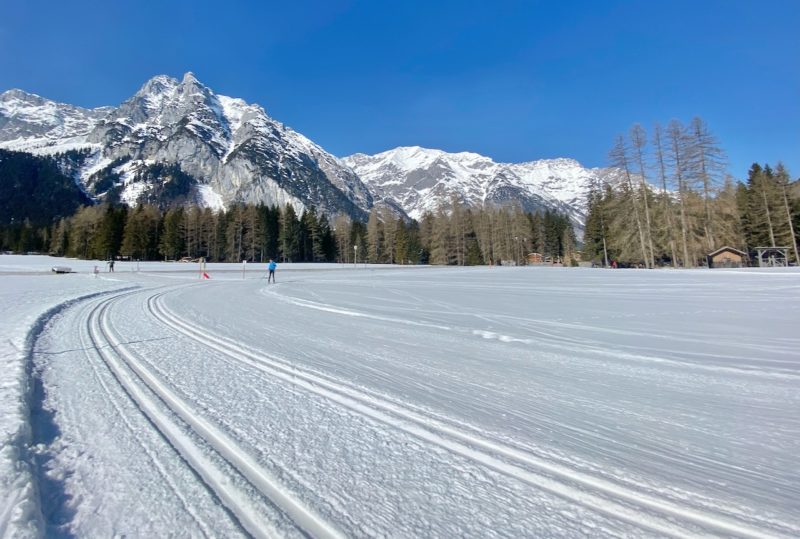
left=526, top=252, right=544, bottom=264
left=707, top=246, right=747, bottom=268
left=755, top=247, right=789, bottom=267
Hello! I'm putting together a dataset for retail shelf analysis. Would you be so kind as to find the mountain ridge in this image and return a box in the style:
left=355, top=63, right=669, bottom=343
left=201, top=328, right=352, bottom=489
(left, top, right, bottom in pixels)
left=1, top=74, right=613, bottom=227
left=1, top=73, right=372, bottom=219
left=343, top=146, right=616, bottom=230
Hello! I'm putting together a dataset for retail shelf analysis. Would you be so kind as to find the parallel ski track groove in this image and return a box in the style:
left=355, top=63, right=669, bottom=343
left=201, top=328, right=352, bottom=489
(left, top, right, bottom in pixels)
left=90, top=288, right=345, bottom=539
left=76, top=292, right=214, bottom=538
left=150, top=287, right=789, bottom=539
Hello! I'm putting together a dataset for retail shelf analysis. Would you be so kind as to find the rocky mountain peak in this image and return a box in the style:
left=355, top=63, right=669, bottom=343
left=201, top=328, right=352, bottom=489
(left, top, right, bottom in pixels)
left=1, top=88, right=42, bottom=104
left=1, top=73, right=373, bottom=219
left=1, top=74, right=598, bottom=227
left=0, top=89, right=111, bottom=152
left=182, top=71, right=199, bottom=84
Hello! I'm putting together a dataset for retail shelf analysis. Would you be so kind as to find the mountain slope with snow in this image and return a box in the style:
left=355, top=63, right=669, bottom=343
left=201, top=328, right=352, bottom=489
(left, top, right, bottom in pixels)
left=1, top=75, right=616, bottom=226
left=343, top=147, right=616, bottom=227
left=0, top=89, right=111, bottom=153
left=0, top=74, right=371, bottom=218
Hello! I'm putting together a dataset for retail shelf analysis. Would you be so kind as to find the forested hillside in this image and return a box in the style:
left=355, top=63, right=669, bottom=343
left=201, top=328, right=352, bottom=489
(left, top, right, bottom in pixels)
left=0, top=149, right=91, bottom=225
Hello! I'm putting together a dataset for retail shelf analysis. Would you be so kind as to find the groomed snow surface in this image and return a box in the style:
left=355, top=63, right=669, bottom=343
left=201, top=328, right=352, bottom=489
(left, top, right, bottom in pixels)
left=1, top=256, right=798, bottom=538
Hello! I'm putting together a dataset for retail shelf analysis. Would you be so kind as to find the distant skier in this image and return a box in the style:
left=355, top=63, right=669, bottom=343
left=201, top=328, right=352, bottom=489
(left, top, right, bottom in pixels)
left=107, top=259, right=115, bottom=272
left=267, top=259, right=277, bottom=283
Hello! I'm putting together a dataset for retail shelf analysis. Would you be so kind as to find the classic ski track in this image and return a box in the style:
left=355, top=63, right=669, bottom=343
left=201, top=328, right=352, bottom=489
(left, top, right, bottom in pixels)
left=149, top=289, right=789, bottom=539
left=90, top=288, right=345, bottom=539
left=264, top=288, right=798, bottom=380
left=74, top=291, right=214, bottom=538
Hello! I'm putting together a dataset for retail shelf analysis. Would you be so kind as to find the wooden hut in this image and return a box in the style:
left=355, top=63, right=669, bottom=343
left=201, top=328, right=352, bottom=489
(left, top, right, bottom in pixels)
left=706, top=246, right=747, bottom=268
left=526, top=252, right=544, bottom=264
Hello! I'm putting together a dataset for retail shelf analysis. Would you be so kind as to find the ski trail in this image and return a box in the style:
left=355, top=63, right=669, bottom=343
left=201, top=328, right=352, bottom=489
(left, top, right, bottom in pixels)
left=261, top=286, right=452, bottom=330
left=265, top=284, right=799, bottom=380
left=74, top=293, right=214, bottom=538
left=151, top=290, right=793, bottom=539
left=91, top=290, right=344, bottom=539
left=88, top=295, right=277, bottom=538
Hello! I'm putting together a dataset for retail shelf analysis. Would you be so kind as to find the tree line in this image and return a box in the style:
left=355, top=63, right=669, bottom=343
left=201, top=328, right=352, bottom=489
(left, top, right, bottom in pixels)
left=2, top=199, right=578, bottom=266
left=582, top=117, right=799, bottom=267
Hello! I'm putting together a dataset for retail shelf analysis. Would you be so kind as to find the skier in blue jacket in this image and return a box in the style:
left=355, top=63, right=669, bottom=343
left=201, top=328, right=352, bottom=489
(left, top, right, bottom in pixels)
left=267, top=259, right=277, bottom=283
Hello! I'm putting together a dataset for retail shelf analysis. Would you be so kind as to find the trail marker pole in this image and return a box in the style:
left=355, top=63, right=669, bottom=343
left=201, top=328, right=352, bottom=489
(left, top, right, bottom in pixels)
left=199, top=257, right=210, bottom=280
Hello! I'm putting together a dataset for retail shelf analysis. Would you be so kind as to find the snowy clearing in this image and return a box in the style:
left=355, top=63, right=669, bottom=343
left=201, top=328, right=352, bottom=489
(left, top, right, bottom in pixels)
left=1, top=255, right=799, bottom=538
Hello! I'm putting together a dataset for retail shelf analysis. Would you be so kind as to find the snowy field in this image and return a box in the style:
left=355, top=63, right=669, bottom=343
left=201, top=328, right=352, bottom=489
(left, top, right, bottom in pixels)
left=1, top=255, right=799, bottom=538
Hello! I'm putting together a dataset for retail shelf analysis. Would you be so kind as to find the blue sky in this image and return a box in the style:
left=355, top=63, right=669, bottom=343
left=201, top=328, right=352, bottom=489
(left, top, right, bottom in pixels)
left=1, top=0, right=798, bottom=178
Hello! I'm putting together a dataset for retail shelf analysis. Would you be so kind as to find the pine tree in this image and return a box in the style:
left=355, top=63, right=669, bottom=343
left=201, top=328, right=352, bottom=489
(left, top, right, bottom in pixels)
left=160, top=207, right=185, bottom=260
left=279, top=203, right=300, bottom=262
left=366, top=208, right=383, bottom=263
left=262, top=205, right=280, bottom=261
left=301, top=207, right=326, bottom=262
left=380, top=208, right=398, bottom=263
left=68, top=205, right=104, bottom=259
left=92, top=205, right=126, bottom=260
left=319, top=215, right=336, bottom=262
left=581, top=177, right=611, bottom=266
left=713, top=176, right=745, bottom=251
left=774, top=163, right=800, bottom=264
left=666, top=120, right=695, bottom=266
left=629, top=124, right=656, bottom=267
left=652, top=124, right=679, bottom=266
left=687, top=117, right=726, bottom=251
left=121, top=206, right=146, bottom=259
left=473, top=208, right=495, bottom=264
left=49, top=218, right=69, bottom=256
left=225, top=206, right=245, bottom=262
left=609, top=135, right=650, bottom=267
left=449, top=196, right=467, bottom=265
left=429, top=208, right=453, bottom=265
left=351, top=219, right=368, bottom=264
left=394, top=219, right=410, bottom=264
left=748, top=164, right=779, bottom=247
left=332, top=213, right=353, bottom=263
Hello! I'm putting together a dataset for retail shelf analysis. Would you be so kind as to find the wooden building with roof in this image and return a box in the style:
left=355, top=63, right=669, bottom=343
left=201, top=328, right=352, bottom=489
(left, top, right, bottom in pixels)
left=707, top=246, right=748, bottom=268
left=526, top=252, right=544, bottom=264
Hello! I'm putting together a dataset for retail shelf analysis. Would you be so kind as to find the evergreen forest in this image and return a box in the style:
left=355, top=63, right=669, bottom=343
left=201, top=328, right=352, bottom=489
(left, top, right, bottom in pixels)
left=0, top=200, right=577, bottom=266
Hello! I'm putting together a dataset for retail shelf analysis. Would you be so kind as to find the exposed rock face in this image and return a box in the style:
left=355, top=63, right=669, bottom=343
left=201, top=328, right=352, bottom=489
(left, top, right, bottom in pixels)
left=0, top=89, right=111, bottom=151
left=1, top=73, right=371, bottom=218
left=344, top=147, right=618, bottom=230
left=1, top=74, right=616, bottom=227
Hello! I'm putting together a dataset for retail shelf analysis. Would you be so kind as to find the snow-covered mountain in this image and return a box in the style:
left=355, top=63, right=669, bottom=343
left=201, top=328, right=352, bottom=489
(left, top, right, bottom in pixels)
left=343, top=146, right=616, bottom=227
left=0, top=89, right=112, bottom=152
left=0, top=73, right=371, bottom=218
left=1, top=74, right=614, bottom=227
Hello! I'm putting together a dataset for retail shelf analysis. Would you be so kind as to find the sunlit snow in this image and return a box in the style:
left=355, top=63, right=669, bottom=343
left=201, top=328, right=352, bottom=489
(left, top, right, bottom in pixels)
left=1, top=255, right=798, bottom=538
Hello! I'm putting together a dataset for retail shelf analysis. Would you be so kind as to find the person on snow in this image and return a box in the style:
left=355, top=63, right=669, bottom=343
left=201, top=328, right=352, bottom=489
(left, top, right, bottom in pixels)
left=267, top=259, right=277, bottom=283
left=107, top=259, right=115, bottom=272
